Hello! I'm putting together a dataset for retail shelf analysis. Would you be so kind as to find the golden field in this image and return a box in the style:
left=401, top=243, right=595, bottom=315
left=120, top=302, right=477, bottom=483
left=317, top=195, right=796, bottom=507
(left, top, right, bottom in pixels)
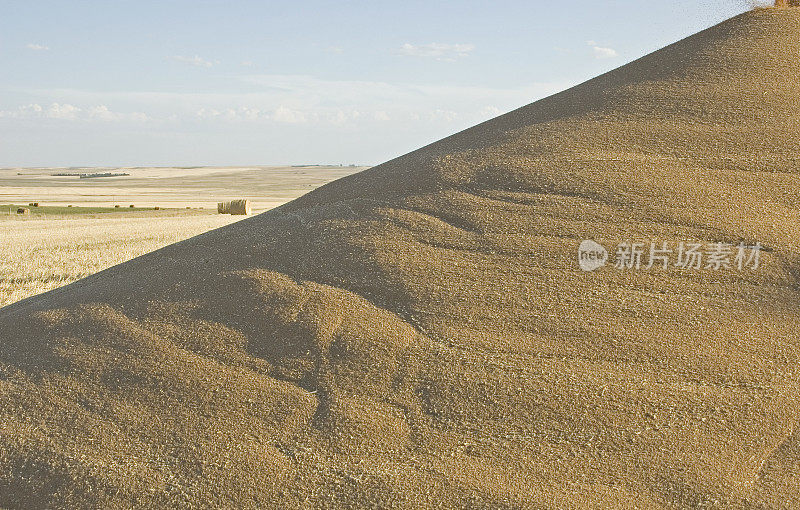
left=0, top=212, right=240, bottom=307
left=0, top=165, right=364, bottom=307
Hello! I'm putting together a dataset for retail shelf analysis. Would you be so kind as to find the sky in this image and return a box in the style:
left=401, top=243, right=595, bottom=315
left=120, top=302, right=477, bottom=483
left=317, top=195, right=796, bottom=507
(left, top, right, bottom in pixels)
left=0, top=0, right=759, bottom=167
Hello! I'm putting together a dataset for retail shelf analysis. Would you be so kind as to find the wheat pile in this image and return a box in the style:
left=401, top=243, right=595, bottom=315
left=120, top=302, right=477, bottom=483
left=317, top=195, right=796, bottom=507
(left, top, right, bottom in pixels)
left=1, top=9, right=800, bottom=508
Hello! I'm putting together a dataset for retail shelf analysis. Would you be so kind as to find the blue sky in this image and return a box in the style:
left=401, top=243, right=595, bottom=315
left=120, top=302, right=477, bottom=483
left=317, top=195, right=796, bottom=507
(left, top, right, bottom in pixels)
left=0, top=0, right=756, bottom=167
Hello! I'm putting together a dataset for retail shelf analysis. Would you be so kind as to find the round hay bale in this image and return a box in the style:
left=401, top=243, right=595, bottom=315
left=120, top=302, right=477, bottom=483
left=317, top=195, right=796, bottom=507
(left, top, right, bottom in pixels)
left=154, top=206, right=160, bottom=210
left=129, top=205, right=135, bottom=208
left=67, top=205, right=73, bottom=207
left=16, top=207, right=30, bottom=215
left=114, top=205, right=120, bottom=208
left=217, top=199, right=251, bottom=215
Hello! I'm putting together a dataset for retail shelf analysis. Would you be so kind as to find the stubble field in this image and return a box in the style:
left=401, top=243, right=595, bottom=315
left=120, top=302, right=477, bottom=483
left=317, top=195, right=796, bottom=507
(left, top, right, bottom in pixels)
left=0, top=165, right=365, bottom=307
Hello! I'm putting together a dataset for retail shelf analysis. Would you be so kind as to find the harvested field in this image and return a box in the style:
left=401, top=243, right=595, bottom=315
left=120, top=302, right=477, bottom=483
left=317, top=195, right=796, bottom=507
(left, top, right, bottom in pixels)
left=0, top=166, right=364, bottom=308
left=0, top=214, right=241, bottom=308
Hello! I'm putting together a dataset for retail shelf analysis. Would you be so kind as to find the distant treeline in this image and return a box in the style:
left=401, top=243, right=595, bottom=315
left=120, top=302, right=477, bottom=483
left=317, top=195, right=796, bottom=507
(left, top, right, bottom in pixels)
left=52, top=172, right=130, bottom=178
left=290, top=164, right=359, bottom=168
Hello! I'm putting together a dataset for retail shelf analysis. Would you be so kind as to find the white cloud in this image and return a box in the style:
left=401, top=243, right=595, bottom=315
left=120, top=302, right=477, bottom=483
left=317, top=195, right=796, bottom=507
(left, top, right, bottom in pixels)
left=241, top=60, right=254, bottom=67
left=325, top=46, right=344, bottom=54
left=87, top=105, right=149, bottom=121
left=190, top=104, right=391, bottom=126
left=0, top=103, right=79, bottom=119
left=328, top=109, right=348, bottom=124
left=47, top=103, right=81, bottom=119
left=27, top=75, right=573, bottom=131
left=168, top=55, right=217, bottom=68
left=26, top=43, right=49, bottom=51
left=587, top=40, right=618, bottom=59
left=272, top=106, right=307, bottom=124
left=196, top=106, right=266, bottom=121
left=238, top=107, right=263, bottom=121
left=480, top=106, right=502, bottom=118
left=18, top=104, right=43, bottom=116
left=428, top=109, right=459, bottom=122
left=0, top=103, right=148, bottom=122
left=87, top=105, right=117, bottom=120
left=398, top=43, right=475, bottom=61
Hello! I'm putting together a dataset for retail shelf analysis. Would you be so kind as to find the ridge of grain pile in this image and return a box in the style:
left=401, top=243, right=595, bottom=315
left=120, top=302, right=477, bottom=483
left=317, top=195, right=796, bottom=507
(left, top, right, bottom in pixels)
left=1, top=9, right=800, bottom=508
